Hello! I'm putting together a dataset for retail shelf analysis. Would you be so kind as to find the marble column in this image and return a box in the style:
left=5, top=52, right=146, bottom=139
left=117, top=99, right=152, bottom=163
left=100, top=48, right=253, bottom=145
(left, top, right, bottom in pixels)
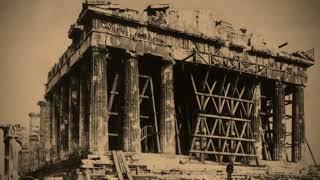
left=253, top=81, right=263, bottom=163
left=28, top=112, right=40, bottom=171
left=123, top=52, right=141, bottom=153
left=292, top=85, right=304, bottom=162
left=88, top=48, right=108, bottom=154
left=272, top=81, right=286, bottom=161
left=159, top=62, right=176, bottom=154
left=79, top=60, right=90, bottom=153
left=38, top=100, right=51, bottom=165
left=68, top=70, right=80, bottom=155
left=51, top=91, right=59, bottom=162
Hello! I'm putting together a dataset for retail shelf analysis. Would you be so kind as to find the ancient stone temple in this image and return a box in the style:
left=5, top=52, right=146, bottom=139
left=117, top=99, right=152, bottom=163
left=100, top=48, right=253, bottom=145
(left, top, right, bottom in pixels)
left=0, top=124, right=23, bottom=180
left=5, top=0, right=318, bottom=179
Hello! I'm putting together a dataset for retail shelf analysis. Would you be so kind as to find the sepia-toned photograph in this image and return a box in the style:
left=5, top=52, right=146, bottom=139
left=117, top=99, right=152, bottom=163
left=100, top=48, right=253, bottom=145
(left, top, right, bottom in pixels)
left=0, top=0, right=319, bottom=179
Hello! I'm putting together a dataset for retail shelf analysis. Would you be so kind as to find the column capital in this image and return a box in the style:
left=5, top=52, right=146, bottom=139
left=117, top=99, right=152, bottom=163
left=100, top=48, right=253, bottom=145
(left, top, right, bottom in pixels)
left=295, top=84, right=305, bottom=89
left=37, top=100, right=48, bottom=107
left=275, top=80, right=284, bottom=87
left=161, top=57, right=175, bottom=64
left=91, top=46, right=108, bottom=53
left=28, top=112, right=40, bottom=118
left=91, top=46, right=110, bottom=59
left=124, top=49, right=137, bottom=58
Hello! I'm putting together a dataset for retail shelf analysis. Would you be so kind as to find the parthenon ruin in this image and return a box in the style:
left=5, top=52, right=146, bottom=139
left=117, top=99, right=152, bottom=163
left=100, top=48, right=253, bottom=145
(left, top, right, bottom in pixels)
left=2, top=0, right=318, bottom=179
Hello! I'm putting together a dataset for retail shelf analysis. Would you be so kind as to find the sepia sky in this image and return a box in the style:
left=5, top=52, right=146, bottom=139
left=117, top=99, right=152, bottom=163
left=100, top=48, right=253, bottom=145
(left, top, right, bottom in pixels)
left=0, top=0, right=319, bottom=174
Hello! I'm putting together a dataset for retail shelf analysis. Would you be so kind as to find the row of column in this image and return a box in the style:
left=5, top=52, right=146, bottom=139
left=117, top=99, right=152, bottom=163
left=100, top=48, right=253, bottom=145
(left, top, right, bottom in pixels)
left=292, top=85, right=305, bottom=162
left=115, top=52, right=176, bottom=154
left=38, top=48, right=176, bottom=164
left=272, top=82, right=305, bottom=162
left=38, top=49, right=305, bottom=164
left=254, top=81, right=305, bottom=163
left=2, top=125, right=20, bottom=180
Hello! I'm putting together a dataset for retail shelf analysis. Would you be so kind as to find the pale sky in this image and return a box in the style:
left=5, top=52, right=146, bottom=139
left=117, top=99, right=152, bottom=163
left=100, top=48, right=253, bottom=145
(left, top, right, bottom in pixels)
left=0, top=0, right=319, bottom=175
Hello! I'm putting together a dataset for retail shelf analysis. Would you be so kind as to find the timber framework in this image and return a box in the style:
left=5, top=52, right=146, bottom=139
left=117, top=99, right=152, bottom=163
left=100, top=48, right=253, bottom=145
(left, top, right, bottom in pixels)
left=2, top=1, right=319, bottom=179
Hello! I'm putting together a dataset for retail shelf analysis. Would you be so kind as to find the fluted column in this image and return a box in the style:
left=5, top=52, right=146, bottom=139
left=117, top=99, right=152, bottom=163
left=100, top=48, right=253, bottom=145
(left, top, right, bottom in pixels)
left=51, top=91, right=59, bottom=162
left=272, top=81, right=286, bottom=161
left=28, top=112, right=40, bottom=171
left=3, top=125, right=20, bottom=180
left=159, top=62, right=176, bottom=154
left=292, top=85, right=304, bottom=162
left=79, top=60, right=90, bottom=153
left=123, top=52, right=141, bottom=153
left=59, top=81, right=69, bottom=159
left=253, top=81, right=262, bottom=163
left=299, top=86, right=305, bottom=161
left=8, top=137, right=19, bottom=180
left=68, top=69, right=80, bottom=155
left=88, top=48, right=108, bottom=154
left=38, top=100, right=51, bottom=165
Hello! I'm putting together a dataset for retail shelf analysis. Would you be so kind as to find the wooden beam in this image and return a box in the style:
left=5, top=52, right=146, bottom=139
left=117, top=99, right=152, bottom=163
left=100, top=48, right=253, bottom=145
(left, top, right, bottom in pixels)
left=196, top=92, right=254, bottom=104
left=198, top=113, right=251, bottom=123
left=190, top=150, right=257, bottom=157
left=149, top=77, right=161, bottom=153
left=112, top=151, right=124, bottom=180
left=119, top=151, right=134, bottom=180
left=193, top=134, right=255, bottom=142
